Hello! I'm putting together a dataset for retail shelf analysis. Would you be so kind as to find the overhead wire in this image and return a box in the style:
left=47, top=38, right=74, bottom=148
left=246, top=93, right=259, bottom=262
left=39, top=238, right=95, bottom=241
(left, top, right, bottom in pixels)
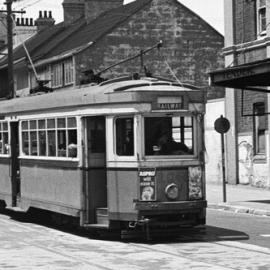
left=157, top=46, right=208, bottom=163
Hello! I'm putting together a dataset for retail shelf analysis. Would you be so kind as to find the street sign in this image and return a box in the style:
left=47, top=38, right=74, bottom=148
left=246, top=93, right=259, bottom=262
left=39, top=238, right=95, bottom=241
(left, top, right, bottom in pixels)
left=214, top=115, right=230, bottom=134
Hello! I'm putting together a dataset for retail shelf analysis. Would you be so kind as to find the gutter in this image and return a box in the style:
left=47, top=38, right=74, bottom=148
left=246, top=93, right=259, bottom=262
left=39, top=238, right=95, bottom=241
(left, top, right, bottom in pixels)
left=30, top=41, right=94, bottom=69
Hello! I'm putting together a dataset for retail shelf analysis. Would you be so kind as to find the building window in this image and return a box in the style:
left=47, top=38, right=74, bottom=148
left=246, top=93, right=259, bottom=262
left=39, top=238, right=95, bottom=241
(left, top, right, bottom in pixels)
left=0, top=122, right=9, bottom=155
left=30, top=66, right=51, bottom=90
left=253, top=102, right=266, bottom=155
left=144, top=116, right=193, bottom=156
left=115, top=117, right=134, bottom=156
left=63, top=59, right=74, bottom=85
left=52, top=62, right=63, bottom=88
left=21, top=117, right=77, bottom=158
left=257, top=0, right=267, bottom=36
left=51, top=58, right=74, bottom=89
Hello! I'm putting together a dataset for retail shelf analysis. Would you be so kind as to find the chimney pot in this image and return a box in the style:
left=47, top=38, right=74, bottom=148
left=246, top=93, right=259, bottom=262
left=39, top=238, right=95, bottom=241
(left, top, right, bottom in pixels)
left=25, top=18, right=29, bottom=26
left=39, top=10, right=42, bottom=18
left=30, top=18, right=33, bottom=26
left=44, top=11, right=47, bottom=18
left=16, top=18, right=20, bottom=26
left=21, top=18, right=24, bottom=26
left=49, top=11, right=52, bottom=18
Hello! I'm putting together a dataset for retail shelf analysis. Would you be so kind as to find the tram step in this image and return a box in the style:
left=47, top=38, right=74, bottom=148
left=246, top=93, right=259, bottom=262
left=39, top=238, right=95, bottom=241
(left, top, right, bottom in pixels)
left=96, top=207, right=109, bottom=225
left=5, top=206, right=25, bottom=213
left=83, top=223, right=109, bottom=230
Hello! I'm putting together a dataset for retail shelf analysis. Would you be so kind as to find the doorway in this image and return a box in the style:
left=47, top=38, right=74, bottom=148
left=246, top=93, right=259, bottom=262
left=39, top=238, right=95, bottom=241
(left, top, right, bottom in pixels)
left=10, top=122, right=20, bottom=207
left=84, top=116, right=107, bottom=223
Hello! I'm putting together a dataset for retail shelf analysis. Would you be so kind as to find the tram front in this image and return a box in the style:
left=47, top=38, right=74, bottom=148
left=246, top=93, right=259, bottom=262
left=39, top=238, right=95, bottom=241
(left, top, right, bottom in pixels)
left=106, top=79, right=206, bottom=235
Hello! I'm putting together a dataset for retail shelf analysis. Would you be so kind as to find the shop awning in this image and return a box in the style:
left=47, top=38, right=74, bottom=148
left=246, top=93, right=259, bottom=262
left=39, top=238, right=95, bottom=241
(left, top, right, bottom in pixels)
left=209, top=58, right=270, bottom=92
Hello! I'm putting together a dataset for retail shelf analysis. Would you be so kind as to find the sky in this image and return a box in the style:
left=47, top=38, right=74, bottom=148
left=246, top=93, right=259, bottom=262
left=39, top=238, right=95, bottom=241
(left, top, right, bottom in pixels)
left=1, top=0, right=224, bottom=34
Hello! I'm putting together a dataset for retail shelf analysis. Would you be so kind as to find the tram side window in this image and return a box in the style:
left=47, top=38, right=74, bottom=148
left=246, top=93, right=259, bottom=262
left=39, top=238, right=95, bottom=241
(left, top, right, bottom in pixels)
left=21, top=117, right=77, bottom=158
left=0, top=122, right=9, bottom=155
left=144, top=116, right=194, bottom=156
left=115, top=117, right=134, bottom=156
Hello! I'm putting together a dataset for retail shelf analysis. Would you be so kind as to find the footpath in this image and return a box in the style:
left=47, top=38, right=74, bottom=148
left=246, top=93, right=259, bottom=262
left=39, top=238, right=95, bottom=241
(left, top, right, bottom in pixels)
left=206, top=183, right=270, bottom=217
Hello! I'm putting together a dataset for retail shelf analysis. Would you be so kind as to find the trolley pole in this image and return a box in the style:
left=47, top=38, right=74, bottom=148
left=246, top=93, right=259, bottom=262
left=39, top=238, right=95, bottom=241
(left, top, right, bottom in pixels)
left=1, top=1, right=25, bottom=99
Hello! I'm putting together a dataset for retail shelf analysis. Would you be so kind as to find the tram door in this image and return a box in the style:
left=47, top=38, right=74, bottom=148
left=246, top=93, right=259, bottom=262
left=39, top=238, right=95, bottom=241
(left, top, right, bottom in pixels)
left=84, top=116, right=107, bottom=224
left=10, top=122, right=20, bottom=207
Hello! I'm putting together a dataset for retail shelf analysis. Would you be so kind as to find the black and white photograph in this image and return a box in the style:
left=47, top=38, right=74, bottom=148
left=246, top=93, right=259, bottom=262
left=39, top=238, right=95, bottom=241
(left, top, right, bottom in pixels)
left=0, top=0, right=270, bottom=269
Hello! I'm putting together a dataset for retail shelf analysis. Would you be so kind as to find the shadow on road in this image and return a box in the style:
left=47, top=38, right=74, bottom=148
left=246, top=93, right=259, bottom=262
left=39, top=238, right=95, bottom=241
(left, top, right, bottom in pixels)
left=0, top=208, right=249, bottom=244
left=247, top=200, right=270, bottom=204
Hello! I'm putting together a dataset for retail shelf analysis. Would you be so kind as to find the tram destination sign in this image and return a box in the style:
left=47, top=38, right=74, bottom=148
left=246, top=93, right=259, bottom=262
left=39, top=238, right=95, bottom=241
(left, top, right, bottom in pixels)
left=156, top=96, right=183, bottom=110
left=138, top=168, right=156, bottom=201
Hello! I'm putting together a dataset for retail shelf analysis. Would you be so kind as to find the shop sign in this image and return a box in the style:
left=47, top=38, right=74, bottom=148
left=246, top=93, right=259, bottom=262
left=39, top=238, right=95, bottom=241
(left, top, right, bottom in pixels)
left=222, top=68, right=255, bottom=80
left=138, top=168, right=156, bottom=201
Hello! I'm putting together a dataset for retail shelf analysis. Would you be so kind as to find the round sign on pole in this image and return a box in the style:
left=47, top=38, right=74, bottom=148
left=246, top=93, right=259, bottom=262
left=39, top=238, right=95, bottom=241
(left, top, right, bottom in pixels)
left=214, top=115, right=230, bottom=134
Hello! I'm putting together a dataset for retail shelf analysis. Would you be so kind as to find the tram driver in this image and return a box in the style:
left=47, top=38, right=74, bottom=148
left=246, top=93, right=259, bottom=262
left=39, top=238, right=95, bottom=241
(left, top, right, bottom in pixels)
left=155, top=130, right=190, bottom=155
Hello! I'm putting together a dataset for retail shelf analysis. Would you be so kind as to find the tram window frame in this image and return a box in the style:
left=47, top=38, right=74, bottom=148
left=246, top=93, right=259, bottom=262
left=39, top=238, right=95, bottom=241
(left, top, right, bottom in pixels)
left=115, top=116, right=135, bottom=157
left=0, top=121, right=10, bottom=156
left=144, top=114, right=195, bottom=157
left=21, top=117, right=78, bottom=159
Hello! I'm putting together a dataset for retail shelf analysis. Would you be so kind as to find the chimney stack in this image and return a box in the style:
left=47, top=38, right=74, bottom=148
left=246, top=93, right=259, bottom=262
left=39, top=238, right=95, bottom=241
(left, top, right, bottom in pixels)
left=85, top=0, right=124, bottom=23
left=63, top=0, right=124, bottom=24
left=63, top=0, right=85, bottom=25
left=35, top=10, right=55, bottom=31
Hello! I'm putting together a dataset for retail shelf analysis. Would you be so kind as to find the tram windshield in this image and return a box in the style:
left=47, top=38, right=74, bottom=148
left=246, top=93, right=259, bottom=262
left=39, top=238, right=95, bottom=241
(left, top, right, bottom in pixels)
left=144, top=116, right=194, bottom=156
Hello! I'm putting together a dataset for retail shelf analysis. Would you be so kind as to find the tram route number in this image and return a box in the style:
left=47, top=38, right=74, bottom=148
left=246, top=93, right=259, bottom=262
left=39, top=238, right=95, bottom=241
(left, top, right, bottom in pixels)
left=138, top=168, right=156, bottom=201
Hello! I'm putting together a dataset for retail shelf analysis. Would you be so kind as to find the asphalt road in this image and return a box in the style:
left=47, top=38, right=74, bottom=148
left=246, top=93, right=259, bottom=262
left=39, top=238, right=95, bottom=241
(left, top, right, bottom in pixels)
left=0, top=209, right=270, bottom=269
left=207, top=208, right=270, bottom=249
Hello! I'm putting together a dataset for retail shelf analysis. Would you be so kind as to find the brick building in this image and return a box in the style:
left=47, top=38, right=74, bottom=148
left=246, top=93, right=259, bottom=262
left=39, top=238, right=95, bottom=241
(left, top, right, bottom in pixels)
left=210, top=0, right=270, bottom=188
left=0, top=0, right=223, bottom=99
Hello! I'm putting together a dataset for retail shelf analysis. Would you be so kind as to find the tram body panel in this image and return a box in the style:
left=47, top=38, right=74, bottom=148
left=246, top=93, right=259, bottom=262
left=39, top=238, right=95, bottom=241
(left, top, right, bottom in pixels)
left=19, top=160, right=82, bottom=216
left=107, top=168, right=138, bottom=221
left=0, top=159, right=12, bottom=206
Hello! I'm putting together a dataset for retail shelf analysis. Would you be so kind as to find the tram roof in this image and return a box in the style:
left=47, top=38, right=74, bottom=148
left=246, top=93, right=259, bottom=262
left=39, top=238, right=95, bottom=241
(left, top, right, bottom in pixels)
left=0, top=78, right=205, bottom=116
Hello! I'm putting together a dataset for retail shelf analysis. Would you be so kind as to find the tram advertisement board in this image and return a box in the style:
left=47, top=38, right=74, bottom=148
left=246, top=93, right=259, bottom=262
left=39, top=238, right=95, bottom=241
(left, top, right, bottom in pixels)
left=138, top=168, right=156, bottom=201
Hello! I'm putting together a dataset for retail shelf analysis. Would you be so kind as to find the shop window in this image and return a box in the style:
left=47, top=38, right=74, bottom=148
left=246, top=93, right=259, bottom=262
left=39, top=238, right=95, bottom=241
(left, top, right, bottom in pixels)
left=144, top=116, right=193, bottom=156
left=0, top=122, right=9, bottom=155
left=115, top=117, right=134, bottom=156
left=257, top=0, right=266, bottom=36
left=21, top=117, right=77, bottom=158
left=253, top=102, right=266, bottom=155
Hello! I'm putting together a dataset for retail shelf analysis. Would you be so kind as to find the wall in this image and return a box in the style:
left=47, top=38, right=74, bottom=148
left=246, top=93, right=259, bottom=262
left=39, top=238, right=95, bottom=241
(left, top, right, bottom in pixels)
left=234, top=0, right=257, bottom=44
left=238, top=133, right=270, bottom=187
left=75, top=0, right=224, bottom=99
left=225, top=0, right=270, bottom=188
left=205, top=99, right=225, bottom=184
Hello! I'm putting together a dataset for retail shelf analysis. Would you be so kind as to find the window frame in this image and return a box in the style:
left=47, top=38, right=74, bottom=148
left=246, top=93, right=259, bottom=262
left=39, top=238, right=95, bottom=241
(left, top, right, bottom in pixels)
left=0, top=121, right=10, bottom=157
left=50, top=58, right=75, bottom=89
left=257, top=0, right=267, bottom=37
left=253, top=102, right=267, bottom=156
left=114, top=115, right=135, bottom=157
left=20, top=117, right=78, bottom=160
left=143, top=113, right=197, bottom=158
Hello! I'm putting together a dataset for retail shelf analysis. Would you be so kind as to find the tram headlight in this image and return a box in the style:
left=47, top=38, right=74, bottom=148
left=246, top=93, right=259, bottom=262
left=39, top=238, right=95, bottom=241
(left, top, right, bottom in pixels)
left=165, top=183, right=179, bottom=200
left=188, top=166, right=203, bottom=200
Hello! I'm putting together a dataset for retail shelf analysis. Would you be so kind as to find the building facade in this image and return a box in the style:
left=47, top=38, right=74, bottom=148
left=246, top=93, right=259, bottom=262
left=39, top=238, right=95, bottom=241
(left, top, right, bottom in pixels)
left=210, top=0, right=270, bottom=188
left=0, top=0, right=224, bottom=99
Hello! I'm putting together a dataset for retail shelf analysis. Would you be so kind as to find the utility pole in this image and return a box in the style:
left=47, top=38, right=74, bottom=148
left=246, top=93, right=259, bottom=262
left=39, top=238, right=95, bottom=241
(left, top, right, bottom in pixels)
left=1, top=1, right=25, bottom=99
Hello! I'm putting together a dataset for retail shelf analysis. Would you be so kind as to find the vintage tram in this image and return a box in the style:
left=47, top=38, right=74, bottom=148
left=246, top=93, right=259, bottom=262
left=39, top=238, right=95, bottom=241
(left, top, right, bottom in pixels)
left=0, top=75, right=206, bottom=237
